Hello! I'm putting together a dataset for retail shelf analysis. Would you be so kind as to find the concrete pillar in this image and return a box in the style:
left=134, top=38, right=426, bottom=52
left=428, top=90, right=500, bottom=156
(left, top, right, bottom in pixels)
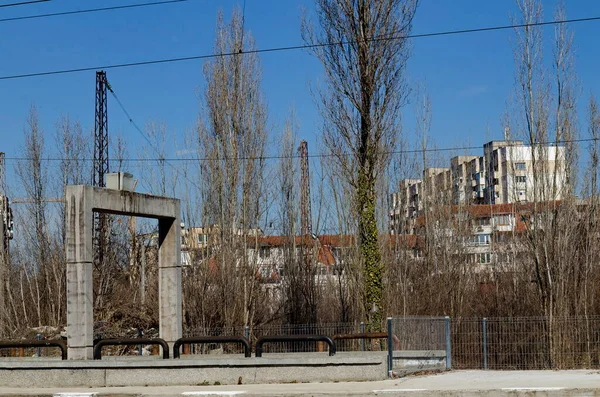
left=158, top=215, right=182, bottom=357
left=65, top=186, right=94, bottom=360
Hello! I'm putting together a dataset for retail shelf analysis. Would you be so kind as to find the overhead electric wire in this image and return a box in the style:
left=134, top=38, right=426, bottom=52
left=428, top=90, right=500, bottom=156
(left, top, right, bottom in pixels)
left=0, top=0, right=187, bottom=23
left=0, top=0, right=49, bottom=8
left=2, top=136, right=598, bottom=164
left=1, top=15, right=599, bottom=81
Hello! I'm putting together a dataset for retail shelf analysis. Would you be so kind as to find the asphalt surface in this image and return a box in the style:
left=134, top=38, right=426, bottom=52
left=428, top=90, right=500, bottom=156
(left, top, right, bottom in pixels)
left=1, top=370, right=600, bottom=396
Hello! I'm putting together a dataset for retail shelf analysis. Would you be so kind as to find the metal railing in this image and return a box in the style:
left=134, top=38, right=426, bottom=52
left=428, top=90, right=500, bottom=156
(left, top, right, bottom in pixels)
left=0, top=340, right=67, bottom=360
left=0, top=315, right=587, bottom=370
left=184, top=322, right=370, bottom=354
left=173, top=336, right=251, bottom=358
left=93, top=338, right=169, bottom=360
left=255, top=335, right=336, bottom=357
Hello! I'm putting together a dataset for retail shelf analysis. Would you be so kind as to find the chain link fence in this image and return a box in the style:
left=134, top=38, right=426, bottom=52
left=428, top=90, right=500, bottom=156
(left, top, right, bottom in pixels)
left=452, top=316, right=600, bottom=370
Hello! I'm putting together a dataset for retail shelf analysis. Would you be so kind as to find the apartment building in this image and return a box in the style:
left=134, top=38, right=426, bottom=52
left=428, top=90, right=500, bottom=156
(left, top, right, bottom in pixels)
left=402, top=201, right=554, bottom=271
left=484, top=140, right=566, bottom=204
left=390, top=140, right=566, bottom=230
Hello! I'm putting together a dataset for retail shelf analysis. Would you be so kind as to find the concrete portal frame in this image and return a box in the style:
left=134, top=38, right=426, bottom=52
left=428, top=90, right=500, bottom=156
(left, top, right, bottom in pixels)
left=65, top=185, right=181, bottom=360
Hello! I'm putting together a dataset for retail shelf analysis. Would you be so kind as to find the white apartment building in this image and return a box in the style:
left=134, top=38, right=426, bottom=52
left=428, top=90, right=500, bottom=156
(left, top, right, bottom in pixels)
left=390, top=140, right=566, bottom=230
left=484, top=140, right=566, bottom=204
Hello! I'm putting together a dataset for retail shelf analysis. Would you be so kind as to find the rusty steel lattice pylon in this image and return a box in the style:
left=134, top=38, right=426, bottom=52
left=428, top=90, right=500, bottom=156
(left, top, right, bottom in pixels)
left=298, top=140, right=312, bottom=238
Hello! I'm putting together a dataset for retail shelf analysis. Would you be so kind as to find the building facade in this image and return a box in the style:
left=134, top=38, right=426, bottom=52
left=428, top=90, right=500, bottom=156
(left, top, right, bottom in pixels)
left=390, top=140, right=566, bottom=232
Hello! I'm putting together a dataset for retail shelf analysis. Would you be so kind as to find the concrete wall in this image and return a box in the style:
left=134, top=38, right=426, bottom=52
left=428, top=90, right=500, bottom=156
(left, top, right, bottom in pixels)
left=0, top=354, right=387, bottom=387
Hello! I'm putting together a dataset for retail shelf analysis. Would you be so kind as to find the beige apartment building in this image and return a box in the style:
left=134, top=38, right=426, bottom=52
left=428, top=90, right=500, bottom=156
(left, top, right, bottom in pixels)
left=483, top=140, right=566, bottom=205
left=390, top=140, right=566, bottom=232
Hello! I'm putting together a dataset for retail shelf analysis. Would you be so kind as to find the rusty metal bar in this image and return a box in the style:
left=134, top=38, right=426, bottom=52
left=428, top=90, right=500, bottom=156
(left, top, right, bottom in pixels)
left=255, top=335, right=336, bottom=357
left=173, top=336, right=251, bottom=358
left=93, top=338, right=169, bottom=360
left=0, top=340, right=67, bottom=360
left=332, top=332, right=388, bottom=340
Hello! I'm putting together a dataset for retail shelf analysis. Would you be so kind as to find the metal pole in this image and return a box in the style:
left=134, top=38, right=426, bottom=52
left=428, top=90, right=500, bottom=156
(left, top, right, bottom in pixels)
left=244, top=326, right=250, bottom=339
left=360, top=321, right=365, bottom=351
left=0, top=200, right=7, bottom=333
left=387, top=317, right=393, bottom=377
left=137, top=329, right=143, bottom=356
left=140, top=243, right=146, bottom=305
left=36, top=334, right=41, bottom=357
left=482, top=318, right=488, bottom=370
left=445, top=316, right=452, bottom=370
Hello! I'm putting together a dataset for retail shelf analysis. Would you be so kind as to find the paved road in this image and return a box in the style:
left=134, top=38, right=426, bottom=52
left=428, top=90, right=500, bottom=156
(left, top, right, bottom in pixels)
left=1, top=370, right=600, bottom=396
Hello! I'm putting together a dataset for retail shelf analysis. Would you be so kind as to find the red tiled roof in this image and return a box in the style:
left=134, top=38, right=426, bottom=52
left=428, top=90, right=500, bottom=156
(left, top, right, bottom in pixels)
left=463, top=201, right=562, bottom=218
left=412, top=201, right=563, bottom=225
left=255, top=234, right=421, bottom=250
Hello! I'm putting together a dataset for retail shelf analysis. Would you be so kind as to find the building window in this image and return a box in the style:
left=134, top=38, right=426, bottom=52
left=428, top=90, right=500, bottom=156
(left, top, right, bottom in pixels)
left=494, top=233, right=507, bottom=243
left=474, top=253, right=492, bottom=264
left=515, top=175, right=527, bottom=184
left=515, top=162, right=526, bottom=170
left=259, top=246, right=271, bottom=259
left=474, top=217, right=491, bottom=226
left=475, top=234, right=490, bottom=245
left=494, top=214, right=511, bottom=225
left=197, top=234, right=208, bottom=245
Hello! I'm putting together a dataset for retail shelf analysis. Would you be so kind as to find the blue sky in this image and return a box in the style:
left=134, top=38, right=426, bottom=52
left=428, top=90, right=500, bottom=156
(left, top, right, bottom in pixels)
left=1, top=0, right=600, bottom=194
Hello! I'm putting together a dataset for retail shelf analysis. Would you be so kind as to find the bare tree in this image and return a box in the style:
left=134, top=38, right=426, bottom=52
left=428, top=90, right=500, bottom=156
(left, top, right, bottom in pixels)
left=194, top=8, right=269, bottom=329
left=303, top=0, right=418, bottom=329
left=507, top=0, right=586, bottom=367
left=138, top=121, right=179, bottom=197
left=278, top=113, right=302, bottom=323
left=14, top=106, right=48, bottom=327
left=112, top=134, right=129, bottom=174
left=552, top=2, right=578, bottom=193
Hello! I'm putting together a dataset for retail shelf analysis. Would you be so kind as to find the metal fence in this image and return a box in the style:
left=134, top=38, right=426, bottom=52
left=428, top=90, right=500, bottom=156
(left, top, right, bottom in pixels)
left=391, top=316, right=447, bottom=351
left=388, top=316, right=450, bottom=375
left=452, top=316, right=600, bottom=370
left=9, top=315, right=596, bottom=367
left=0, top=334, right=65, bottom=359
left=184, top=322, right=376, bottom=355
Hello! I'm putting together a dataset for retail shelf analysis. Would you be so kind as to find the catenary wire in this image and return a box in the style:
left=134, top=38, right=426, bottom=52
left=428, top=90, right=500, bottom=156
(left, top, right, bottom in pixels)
left=3, top=137, right=598, bottom=163
left=0, top=0, right=187, bottom=23
left=0, top=15, right=599, bottom=80
left=0, top=0, right=49, bottom=8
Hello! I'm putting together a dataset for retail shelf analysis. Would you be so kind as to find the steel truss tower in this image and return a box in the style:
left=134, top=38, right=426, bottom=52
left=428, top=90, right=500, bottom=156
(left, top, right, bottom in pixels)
left=93, top=71, right=109, bottom=268
left=298, top=141, right=312, bottom=238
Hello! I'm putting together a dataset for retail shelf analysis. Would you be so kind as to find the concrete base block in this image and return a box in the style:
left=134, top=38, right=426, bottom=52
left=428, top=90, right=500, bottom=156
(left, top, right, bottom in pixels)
left=391, top=350, right=447, bottom=376
left=0, top=353, right=386, bottom=387
left=0, top=369, right=105, bottom=388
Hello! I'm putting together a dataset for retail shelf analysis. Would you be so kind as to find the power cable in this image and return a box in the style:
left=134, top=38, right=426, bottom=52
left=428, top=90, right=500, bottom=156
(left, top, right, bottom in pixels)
left=1, top=15, right=599, bottom=81
left=0, top=0, right=49, bottom=8
left=0, top=0, right=187, bottom=23
left=2, top=136, right=598, bottom=163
